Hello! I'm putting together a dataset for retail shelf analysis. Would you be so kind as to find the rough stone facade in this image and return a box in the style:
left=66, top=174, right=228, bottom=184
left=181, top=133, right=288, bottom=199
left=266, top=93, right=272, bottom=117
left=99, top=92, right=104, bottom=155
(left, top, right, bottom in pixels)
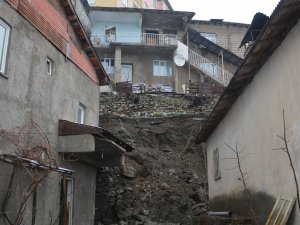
left=189, top=20, right=249, bottom=58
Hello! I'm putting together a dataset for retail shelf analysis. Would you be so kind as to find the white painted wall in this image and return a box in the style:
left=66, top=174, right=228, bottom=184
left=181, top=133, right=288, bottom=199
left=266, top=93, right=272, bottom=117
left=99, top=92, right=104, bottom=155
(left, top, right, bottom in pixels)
left=206, top=20, right=300, bottom=223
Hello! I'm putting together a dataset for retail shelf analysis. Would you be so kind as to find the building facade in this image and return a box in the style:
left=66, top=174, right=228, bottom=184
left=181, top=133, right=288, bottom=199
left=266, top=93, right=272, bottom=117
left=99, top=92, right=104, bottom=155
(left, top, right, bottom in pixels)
left=89, top=7, right=245, bottom=93
left=0, top=0, right=131, bottom=224
left=196, top=0, right=300, bottom=223
left=89, top=0, right=172, bottom=10
left=189, top=19, right=249, bottom=58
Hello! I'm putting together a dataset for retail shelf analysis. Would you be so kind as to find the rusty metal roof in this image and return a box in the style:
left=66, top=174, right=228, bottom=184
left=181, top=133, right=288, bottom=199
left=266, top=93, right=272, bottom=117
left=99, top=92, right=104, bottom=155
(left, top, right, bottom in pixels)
left=188, top=28, right=243, bottom=66
left=195, top=0, right=300, bottom=144
left=58, top=120, right=134, bottom=152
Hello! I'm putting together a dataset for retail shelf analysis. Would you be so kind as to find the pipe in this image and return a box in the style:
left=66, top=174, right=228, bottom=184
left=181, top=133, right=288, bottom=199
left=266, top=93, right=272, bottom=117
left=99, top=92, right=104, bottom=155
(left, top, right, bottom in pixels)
left=208, top=211, right=232, bottom=216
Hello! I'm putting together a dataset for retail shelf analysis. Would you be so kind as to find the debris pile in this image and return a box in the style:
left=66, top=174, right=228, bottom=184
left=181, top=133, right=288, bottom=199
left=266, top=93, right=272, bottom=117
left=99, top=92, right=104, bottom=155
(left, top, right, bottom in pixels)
left=95, top=116, right=208, bottom=225
left=99, top=93, right=219, bottom=118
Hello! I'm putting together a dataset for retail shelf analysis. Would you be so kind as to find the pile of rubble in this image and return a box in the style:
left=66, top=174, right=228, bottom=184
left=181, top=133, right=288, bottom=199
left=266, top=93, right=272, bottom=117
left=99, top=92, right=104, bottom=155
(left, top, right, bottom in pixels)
left=95, top=116, right=208, bottom=225
left=99, top=93, right=220, bottom=118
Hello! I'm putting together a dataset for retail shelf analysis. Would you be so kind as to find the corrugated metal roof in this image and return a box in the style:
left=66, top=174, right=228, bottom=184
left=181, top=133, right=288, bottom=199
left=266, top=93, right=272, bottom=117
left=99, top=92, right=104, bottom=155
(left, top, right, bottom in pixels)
left=188, top=28, right=243, bottom=66
left=239, top=13, right=269, bottom=48
left=58, top=120, right=134, bottom=152
left=195, top=0, right=300, bottom=144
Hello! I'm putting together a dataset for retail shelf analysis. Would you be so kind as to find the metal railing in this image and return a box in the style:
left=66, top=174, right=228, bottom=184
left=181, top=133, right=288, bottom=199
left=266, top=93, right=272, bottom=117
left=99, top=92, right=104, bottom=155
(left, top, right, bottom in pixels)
left=188, top=49, right=233, bottom=86
left=90, top=33, right=177, bottom=47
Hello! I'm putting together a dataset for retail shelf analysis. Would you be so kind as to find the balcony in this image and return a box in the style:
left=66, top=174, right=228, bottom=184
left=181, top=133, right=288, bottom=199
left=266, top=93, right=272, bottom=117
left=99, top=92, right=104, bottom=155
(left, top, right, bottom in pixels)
left=90, top=33, right=177, bottom=47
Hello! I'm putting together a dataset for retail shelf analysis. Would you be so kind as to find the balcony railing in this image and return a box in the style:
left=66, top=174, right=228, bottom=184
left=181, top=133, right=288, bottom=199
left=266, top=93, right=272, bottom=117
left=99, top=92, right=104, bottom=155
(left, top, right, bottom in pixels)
left=90, top=33, right=177, bottom=47
left=189, top=49, right=233, bottom=86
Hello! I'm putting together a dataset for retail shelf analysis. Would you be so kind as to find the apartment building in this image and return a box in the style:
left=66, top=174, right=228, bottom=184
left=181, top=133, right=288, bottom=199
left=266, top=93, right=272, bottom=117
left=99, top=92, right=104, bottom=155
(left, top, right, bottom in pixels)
left=89, top=0, right=172, bottom=10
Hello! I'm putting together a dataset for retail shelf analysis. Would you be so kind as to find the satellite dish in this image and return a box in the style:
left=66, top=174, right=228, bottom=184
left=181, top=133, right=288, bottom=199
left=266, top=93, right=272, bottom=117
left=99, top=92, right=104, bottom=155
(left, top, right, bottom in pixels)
left=174, top=54, right=185, bottom=67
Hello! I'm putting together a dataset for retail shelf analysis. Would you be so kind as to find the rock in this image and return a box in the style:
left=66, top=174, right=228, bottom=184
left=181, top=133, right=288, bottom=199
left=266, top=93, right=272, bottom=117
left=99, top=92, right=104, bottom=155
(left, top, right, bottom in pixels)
left=121, top=166, right=137, bottom=179
left=144, top=221, right=158, bottom=225
left=160, top=182, right=170, bottom=190
left=140, top=209, right=150, bottom=216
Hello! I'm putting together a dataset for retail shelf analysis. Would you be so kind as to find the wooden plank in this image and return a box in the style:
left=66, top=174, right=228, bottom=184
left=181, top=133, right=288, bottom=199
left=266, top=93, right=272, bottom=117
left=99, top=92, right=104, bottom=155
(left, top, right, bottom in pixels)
left=265, top=196, right=295, bottom=225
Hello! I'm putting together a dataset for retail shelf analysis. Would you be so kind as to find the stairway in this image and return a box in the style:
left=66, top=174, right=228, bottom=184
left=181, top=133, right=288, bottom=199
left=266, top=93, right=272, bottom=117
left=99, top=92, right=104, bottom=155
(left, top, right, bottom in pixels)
left=176, top=41, right=233, bottom=87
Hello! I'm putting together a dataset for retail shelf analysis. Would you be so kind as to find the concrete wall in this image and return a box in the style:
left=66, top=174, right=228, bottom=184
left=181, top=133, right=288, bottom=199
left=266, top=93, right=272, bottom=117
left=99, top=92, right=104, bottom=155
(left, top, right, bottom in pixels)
left=0, top=1, right=99, bottom=224
left=205, top=20, right=300, bottom=223
left=189, top=21, right=248, bottom=58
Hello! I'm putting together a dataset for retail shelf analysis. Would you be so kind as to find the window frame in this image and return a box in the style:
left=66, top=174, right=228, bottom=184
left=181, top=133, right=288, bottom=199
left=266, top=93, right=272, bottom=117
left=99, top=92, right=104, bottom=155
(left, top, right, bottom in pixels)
left=122, top=0, right=128, bottom=6
left=153, top=60, right=172, bottom=77
left=46, top=57, right=53, bottom=76
left=77, top=103, right=86, bottom=124
left=0, top=19, right=10, bottom=75
left=200, top=32, right=217, bottom=43
left=153, top=0, right=157, bottom=8
left=59, top=176, right=74, bottom=225
left=213, top=148, right=221, bottom=180
left=100, top=57, right=115, bottom=74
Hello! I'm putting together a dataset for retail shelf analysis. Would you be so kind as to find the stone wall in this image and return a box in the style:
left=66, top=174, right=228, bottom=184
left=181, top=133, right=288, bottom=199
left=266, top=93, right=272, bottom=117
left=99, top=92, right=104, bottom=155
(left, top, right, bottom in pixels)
left=94, top=168, right=120, bottom=225
left=99, top=93, right=220, bottom=118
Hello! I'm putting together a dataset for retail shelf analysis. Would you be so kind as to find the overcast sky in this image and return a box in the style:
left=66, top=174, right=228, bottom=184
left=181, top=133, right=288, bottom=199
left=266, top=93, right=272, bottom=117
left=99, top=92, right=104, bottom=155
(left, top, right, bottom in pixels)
left=169, top=0, right=280, bottom=24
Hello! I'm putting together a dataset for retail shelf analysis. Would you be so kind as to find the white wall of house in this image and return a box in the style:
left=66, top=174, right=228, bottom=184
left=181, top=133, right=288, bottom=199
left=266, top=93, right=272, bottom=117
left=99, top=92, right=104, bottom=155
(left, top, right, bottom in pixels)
left=90, top=11, right=142, bottom=43
left=206, top=19, right=300, bottom=223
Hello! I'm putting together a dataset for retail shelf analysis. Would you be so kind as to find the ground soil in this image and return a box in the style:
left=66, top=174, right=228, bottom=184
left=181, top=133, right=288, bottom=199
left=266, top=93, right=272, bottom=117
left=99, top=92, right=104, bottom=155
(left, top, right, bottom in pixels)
left=98, top=115, right=208, bottom=225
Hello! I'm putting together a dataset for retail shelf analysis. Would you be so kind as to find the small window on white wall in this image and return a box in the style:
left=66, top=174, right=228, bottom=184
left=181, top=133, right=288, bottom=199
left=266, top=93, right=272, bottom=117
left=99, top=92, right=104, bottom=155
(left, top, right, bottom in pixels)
left=77, top=103, right=86, bottom=124
left=213, top=148, right=221, bottom=180
left=0, top=19, right=10, bottom=74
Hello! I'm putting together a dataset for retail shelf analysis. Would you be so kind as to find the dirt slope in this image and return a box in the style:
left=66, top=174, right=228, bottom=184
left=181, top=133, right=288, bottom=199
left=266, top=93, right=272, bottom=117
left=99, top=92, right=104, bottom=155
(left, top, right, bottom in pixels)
left=97, top=115, right=208, bottom=225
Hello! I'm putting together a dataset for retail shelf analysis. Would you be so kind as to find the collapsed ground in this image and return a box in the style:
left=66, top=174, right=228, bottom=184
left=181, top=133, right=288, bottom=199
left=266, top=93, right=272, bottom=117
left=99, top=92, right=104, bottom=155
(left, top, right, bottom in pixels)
left=94, top=93, right=217, bottom=225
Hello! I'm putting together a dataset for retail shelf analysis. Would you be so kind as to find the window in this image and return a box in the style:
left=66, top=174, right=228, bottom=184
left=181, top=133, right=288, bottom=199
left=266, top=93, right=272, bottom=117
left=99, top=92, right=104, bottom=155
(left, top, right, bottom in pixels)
left=59, top=177, right=74, bottom=225
left=100, top=58, right=115, bottom=74
left=46, top=58, right=53, bottom=75
left=213, top=148, right=221, bottom=180
left=122, top=0, right=128, bottom=6
left=0, top=19, right=10, bottom=74
left=77, top=103, right=86, bottom=124
left=201, top=33, right=216, bottom=43
left=153, top=0, right=157, bottom=8
left=133, top=0, right=142, bottom=8
left=153, top=60, right=172, bottom=77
